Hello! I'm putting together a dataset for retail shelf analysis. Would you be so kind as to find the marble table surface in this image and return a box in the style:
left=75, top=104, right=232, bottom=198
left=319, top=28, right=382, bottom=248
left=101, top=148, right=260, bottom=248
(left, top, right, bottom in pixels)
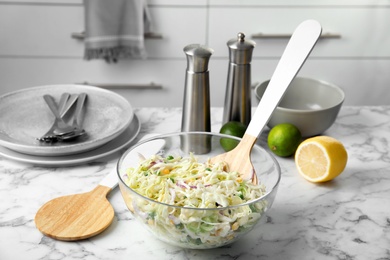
left=1, top=106, right=389, bottom=260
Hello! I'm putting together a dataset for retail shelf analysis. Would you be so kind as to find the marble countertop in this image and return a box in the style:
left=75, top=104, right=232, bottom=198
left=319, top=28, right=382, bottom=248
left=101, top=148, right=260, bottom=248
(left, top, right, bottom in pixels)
left=1, top=106, right=389, bottom=260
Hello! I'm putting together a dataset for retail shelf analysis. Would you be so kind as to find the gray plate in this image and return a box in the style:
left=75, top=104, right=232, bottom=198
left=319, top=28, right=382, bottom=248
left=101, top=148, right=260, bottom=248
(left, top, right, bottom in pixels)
left=0, top=84, right=133, bottom=156
left=0, top=115, right=141, bottom=166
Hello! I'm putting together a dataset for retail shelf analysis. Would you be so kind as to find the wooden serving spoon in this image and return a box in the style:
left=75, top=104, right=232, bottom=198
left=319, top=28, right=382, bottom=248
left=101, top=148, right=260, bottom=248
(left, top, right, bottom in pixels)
left=35, top=134, right=164, bottom=241
left=34, top=168, right=118, bottom=241
left=210, top=20, right=322, bottom=182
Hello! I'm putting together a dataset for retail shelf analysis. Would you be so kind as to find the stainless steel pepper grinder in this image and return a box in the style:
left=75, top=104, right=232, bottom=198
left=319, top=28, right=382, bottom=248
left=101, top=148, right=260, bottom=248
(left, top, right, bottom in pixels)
left=223, top=32, right=256, bottom=126
left=181, top=44, right=213, bottom=154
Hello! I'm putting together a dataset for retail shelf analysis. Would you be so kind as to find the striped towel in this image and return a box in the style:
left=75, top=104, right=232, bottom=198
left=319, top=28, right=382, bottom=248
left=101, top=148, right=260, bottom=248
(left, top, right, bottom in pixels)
left=84, top=0, right=153, bottom=62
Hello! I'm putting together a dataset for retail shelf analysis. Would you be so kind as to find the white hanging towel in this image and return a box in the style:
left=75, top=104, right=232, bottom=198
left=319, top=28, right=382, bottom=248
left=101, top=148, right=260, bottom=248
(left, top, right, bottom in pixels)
left=84, top=0, right=153, bottom=62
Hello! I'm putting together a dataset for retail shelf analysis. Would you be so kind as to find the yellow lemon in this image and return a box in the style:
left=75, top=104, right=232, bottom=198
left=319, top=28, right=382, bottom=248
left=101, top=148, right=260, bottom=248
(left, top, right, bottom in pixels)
left=295, top=136, right=348, bottom=183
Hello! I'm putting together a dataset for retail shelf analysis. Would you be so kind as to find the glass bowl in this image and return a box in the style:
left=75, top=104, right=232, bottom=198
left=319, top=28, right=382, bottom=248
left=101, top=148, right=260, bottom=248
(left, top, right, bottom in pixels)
left=117, top=132, right=281, bottom=249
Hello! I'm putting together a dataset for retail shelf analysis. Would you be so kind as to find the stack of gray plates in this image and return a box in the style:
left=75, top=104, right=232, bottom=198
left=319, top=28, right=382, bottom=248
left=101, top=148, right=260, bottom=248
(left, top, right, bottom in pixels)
left=0, top=85, right=140, bottom=166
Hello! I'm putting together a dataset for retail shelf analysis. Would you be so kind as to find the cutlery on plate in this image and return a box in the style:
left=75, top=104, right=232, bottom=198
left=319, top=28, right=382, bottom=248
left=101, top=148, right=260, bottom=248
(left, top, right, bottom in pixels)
left=43, top=94, right=76, bottom=136
left=58, top=93, right=88, bottom=141
left=209, top=20, right=322, bottom=183
left=38, top=93, right=78, bottom=142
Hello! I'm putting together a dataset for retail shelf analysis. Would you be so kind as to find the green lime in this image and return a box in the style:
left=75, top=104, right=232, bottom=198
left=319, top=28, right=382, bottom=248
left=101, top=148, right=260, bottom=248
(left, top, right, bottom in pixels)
left=268, top=123, right=302, bottom=157
left=219, top=121, right=247, bottom=152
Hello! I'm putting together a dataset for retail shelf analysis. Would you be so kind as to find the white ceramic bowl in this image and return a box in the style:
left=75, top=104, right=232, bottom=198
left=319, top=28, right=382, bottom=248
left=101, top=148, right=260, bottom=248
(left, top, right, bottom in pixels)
left=255, top=77, right=345, bottom=137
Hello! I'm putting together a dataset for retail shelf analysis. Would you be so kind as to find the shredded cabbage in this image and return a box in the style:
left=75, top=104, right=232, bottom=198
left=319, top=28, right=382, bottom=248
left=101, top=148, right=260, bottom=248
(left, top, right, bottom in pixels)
left=123, top=153, right=268, bottom=248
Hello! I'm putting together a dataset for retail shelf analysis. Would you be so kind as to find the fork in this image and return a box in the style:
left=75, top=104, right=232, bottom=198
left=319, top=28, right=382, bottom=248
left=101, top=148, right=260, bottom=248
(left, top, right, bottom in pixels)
left=43, top=94, right=75, bottom=136
left=57, top=93, right=87, bottom=141
left=38, top=94, right=77, bottom=142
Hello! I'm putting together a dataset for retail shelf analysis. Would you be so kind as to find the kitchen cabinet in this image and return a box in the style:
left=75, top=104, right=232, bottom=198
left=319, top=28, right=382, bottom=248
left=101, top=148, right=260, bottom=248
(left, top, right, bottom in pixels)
left=0, top=3, right=207, bottom=59
left=208, top=1, right=390, bottom=106
left=0, top=1, right=207, bottom=107
left=1, top=0, right=389, bottom=106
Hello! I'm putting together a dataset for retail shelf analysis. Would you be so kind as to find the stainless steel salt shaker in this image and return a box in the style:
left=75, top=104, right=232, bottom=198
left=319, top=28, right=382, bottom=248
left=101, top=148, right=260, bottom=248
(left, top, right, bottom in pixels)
left=181, top=44, right=213, bottom=154
left=223, top=32, right=256, bottom=126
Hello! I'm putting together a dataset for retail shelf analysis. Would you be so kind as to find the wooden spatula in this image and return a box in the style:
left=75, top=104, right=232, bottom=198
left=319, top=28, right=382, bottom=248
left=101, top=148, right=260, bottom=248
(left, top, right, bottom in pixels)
left=35, top=135, right=164, bottom=241
left=34, top=168, right=118, bottom=241
left=210, top=20, right=322, bottom=182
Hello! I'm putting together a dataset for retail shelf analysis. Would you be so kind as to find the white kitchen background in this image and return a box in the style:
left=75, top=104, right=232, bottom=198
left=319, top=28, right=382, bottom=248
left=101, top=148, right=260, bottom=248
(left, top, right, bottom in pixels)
left=1, top=0, right=389, bottom=107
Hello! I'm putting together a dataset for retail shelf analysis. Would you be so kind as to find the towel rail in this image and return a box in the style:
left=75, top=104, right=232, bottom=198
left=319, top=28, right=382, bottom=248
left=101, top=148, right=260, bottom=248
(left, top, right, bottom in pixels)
left=251, top=32, right=341, bottom=39
left=71, top=32, right=163, bottom=40
left=76, top=82, right=163, bottom=90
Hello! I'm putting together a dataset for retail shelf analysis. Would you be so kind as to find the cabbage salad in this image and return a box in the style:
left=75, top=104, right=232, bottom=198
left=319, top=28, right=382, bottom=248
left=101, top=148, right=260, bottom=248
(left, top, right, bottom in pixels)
left=123, top=153, right=267, bottom=248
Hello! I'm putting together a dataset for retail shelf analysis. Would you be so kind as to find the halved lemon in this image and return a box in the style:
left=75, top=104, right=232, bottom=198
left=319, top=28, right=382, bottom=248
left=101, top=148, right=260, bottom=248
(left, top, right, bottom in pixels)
left=295, top=136, right=348, bottom=183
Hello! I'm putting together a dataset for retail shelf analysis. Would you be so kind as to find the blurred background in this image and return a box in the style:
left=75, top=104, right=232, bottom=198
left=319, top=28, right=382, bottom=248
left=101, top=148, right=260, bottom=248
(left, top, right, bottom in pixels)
left=1, top=0, right=389, bottom=107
